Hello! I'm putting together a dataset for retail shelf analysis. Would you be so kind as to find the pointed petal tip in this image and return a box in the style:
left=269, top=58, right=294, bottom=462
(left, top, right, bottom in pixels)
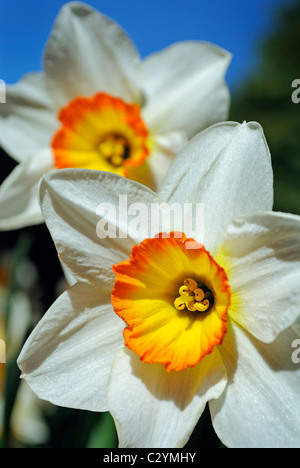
left=241, top=120, right=263, bottom=130
left=57, top=1, right=96, bottom=16
left=220, top=121, right=267, bottom=144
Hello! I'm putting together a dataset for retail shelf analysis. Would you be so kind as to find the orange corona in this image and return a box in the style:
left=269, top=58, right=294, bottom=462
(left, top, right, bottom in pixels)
left=112, top=232, right=231, bottom=372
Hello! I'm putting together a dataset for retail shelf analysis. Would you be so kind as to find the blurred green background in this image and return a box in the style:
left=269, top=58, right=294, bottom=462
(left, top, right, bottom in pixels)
left=0, top=0, right=299, bottom=449
left=230, top=0, right=300, bottom=216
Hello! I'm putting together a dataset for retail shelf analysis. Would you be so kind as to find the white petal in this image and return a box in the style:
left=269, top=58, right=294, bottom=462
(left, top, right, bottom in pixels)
left=210, top=321, right=300, bottom=448
left=44, top=2, right=143, bottom=107
left=220, top=211, right=300, bottom=342
left=39, top=169, right=159, bottom=288
left=142, top=42, right=231, bottom=137
left=60, top=260, right=77, bottom=286
left=107, top=347, right=227, bottom=448
left=0, top=148, right=54, bottom=230
left=146, top=131, right=188, bottom=191
left=159, top=121, right=273, bottom=254
left=18, top=282, right=124, bottom=412
left=0, top=73, right=57, bottom=162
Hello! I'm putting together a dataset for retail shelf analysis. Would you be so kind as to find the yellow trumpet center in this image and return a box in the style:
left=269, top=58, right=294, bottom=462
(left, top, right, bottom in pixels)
left=112, top=232, right=231, bottom=372
left=52, top=92, right=150, bottom=177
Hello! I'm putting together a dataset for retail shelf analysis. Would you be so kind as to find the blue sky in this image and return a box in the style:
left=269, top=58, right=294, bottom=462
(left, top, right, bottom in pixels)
left=0, top=0, right=291, bottom=91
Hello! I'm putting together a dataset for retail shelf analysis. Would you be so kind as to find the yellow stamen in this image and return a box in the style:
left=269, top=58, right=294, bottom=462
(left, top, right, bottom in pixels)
left=98, top=134, right=130, bottom=167
left=178, top=285, right=190, bottom=296
left=194, top=299, right=210, bottom=311
left=183, top=278, right=198, bottom=291
left=174, top=297, right=186, bottom=310
left=174, top=278, right=212, bottom=313
left=194, top=288, right=205, bottom=302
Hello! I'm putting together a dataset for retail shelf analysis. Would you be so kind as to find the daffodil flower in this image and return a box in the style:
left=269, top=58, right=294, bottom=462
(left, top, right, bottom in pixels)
left=18, top=121, right=300, bottom=448
left=0, top=1, right=231, bottom=231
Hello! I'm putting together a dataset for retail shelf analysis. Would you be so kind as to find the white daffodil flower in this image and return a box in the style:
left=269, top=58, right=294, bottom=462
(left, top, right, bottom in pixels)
left=0, top=1, right=231, bottom=231
left=18, top=121, right=300, bottom=448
